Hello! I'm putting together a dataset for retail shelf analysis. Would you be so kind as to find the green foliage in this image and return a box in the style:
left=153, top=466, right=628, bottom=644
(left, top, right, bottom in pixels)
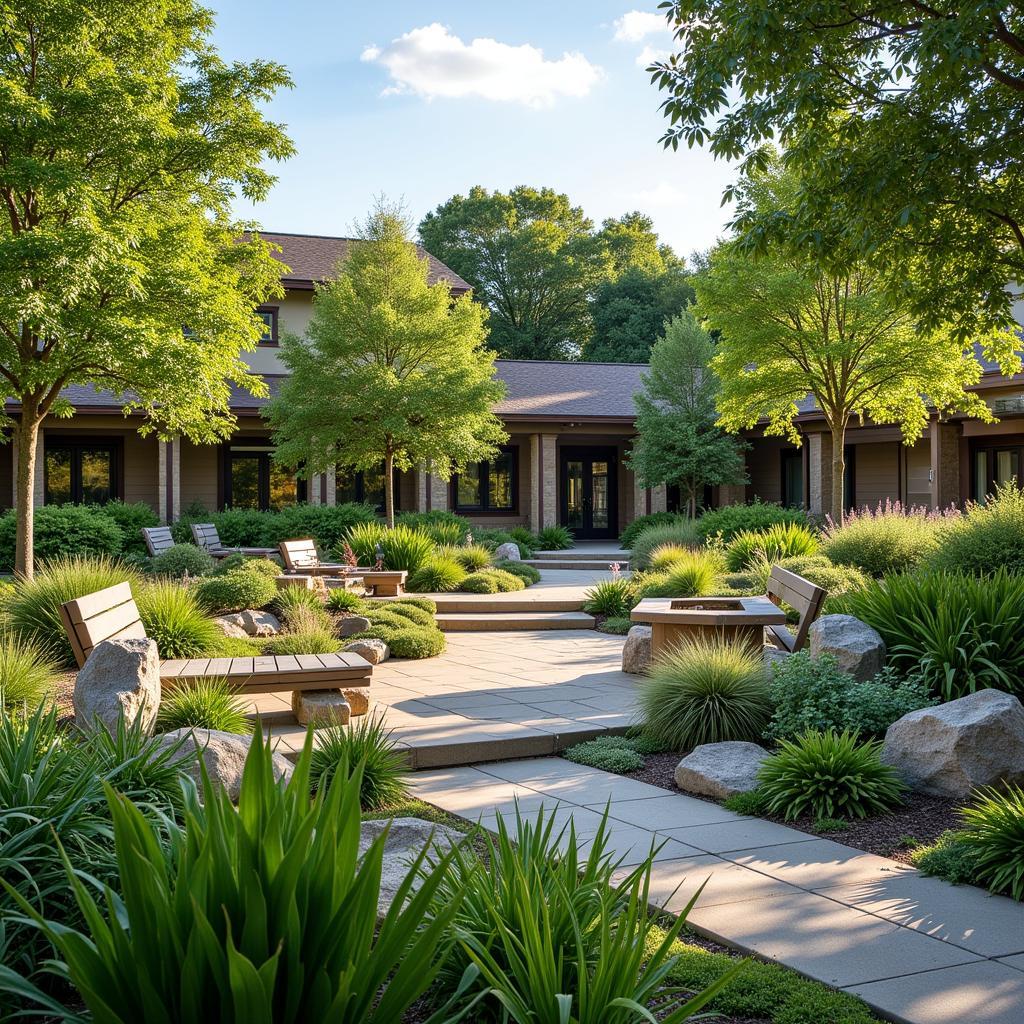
left=747, top=554, right=870, bottom=601
left=830, top=570, right=1024, bottom=700
left=494, top=560, right=541, bottom=585
left=562, top=736, right=645, bottom=772
left=95, top=501, right=160, bottom=556
left=648, top=543, right=694, bottom=571
left=534, top=524, right=574, bottom=550
left=16, top=730, right=460, bottom=1024
left=136, top=581, right=221, bottom=659
left=721, top=790, right=771, bottom=816
left=7, top=555, right=140, bottom=666
left=397, top=509, right=472, bottom=543
left=272, top=584, right=325, bottom=624
left=0, top=634, right=58, bottom=708
left=697, top=501, right=810, bottom=543
left=208, top=635, right=266, bottom=657
left=757, top=729, right=906, bottom=821
left=959, top=785, right=1024, bottom=901
left=263, top=609, right=340, bottom=656
left=0, top=504, right=124, bottom=571
left=309, top=714, right=411, bottom=811
left=326, top=588, right=366, bottom=612
left=383, top=602, right=434, bottom=627
left=725, top=521, right=819, bottom=571
left=822, top=501, right=945, bottom=576
left=193, top=567, right=278, bottom=614
left=910, top=831, right=981, bottom=887
left=640, top=636, right=771, bottom=749
left=364, top=608, right=412, bottom=630
left=386, top=627, right=447, bottom=659
left=149, top=543, right=217, bottom=579
left=388, top=596, right=437, bottom=614
left=342, top=522, right=436, bottom=574
left=620, top=512, right=687, bottom=550
left=449, top=543, right=493, bottom=571
left=583, top=578, right=636, bottom=617
left=766, top=652, right=936, bottom=741
left=507, top=526, right=539, bottom=557
left=473, top=527, right=535, bottom=559
left=407, top=554, right=468, bottom=593
left=630, top=520, right=701, bottom=569
left=598, top=615, right=633, bottom=635
left=460, top=568, right=526, bottom=593
left=635, top=549, right=722, bottom=599
left=925, top=485, right=1024, bottom=575
left=156, top=678, right=250, bottom=734
left=257, top=502, right=380, bottom=551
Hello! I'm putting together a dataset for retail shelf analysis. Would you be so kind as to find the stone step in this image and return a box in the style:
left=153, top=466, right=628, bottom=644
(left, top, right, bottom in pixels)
left=532, top=549, right=630, bottom=561
left=522, top=559, right=629, bottom=571
left=428, top=595, right=586, bottom=613
left=436, top=611, right=597, bottom=632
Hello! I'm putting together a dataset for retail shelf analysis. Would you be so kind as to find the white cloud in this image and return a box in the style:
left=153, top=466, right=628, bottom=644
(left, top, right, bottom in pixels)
left=631, top=181, right=689, bottom=206
left=360, top=24, right=602, bottom=108
left=612, top=10, right=671, bottom=43
left=635, top=44, right=670, bottom=68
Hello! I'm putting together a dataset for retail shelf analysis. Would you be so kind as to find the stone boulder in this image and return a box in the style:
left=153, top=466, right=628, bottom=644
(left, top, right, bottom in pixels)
left=809, top=614, right=885, bottom=682
left=342, top=688, right=371, bottom=717
left=238, top=609, right=281, bottom=637
left=621, top=625, right=652, bottom=675
left=763, top=646, right=792, bottom=672
left=74, top=638, right=161, bottom=736
left=494, top=542, right=521, bottom=562
left=359, top=817, right=464, bottom=916
left=339, top=615, right=371, bottom=638
left=213, top=615, right=250, bottom=639
left=674, top=741, right=771, bottom=798
left=344, top=638, right=389, bottom=665
left=292, top=689, right=350, bottom=727
left=883, top=689, right=1024, bottom=797
left=154, top=727, right=293, bottom=802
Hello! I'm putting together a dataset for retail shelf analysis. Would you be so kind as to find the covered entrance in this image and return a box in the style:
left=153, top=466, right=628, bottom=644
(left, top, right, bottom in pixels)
left=559, top=446, right=618, bottom=539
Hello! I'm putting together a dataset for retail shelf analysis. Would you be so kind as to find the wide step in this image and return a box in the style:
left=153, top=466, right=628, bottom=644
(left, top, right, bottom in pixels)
left=523, top=559, right=629, bottom=571
left=429, top=595, right=585, bottom=613
left=436, top=611, right=596, bottom=632
left=532, top=549, right=630, bottom=561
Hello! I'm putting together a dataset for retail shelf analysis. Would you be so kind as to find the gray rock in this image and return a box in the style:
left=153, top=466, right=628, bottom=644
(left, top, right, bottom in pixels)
left=213, top=614, right=250, bottom=639
left=344, top=638, right=389, bottom=664
left=883, top=689, right=1024, bottom=797
left=74, top=638, right=161, bottom=736
left=291, top=689, right=351, bottom=727
left=809, top=614, right=885, bottom=682
left=238, top=609, right=281, bottom=637
left=621, top=625, right=652, bottom=675
left=342, top=687, right=371, bottom=716
left=763, top=646, right=792, bottom=671
left=359, top=817, right=465, bottom=916
left=494, top=542, right=521, bottom=562
left=339, top=615, right=372, bottom=637
left=153, top=727, right=293, bottom=801
left=674, top=741, right=771, bottom=798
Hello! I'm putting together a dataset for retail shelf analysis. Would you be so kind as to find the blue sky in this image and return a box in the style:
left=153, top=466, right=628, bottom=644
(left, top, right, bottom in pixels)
left=211, top=1, right=737, bottom=260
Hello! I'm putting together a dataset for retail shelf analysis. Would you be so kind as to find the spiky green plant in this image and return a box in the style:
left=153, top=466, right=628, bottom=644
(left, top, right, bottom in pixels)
left=648, top=543, right=694, bottom=571
left=272, top=584, right=326, bottom=624
left=136, top=580, right=222, bottom=659
left=341, top=522, right=435, bottom=574
left=724, top=521, right=819, bottom=571
left=407, top=554, right=468, bottom=593
left=959, top=785, right=1024, bottom=900
left=0, top=633, right=58, bottom=707
left=629, top=521, right=701, bottom=569
left=326, top=588, right=366, bottom=612
left=156, top=678, right=250, bottom=735
left=636, top=549, right=722, bottom=599
left=582, top=578, right=636, bottom=617
left=448, top=543, right=493, bottom=571
left=534, top=524, right=574, bottom=551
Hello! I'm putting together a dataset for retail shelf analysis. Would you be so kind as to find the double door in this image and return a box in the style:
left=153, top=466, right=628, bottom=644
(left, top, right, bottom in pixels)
left=560, top=447, right=617, bottom=539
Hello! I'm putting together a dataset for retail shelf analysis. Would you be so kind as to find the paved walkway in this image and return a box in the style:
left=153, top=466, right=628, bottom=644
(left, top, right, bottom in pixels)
left=412, top=757, right=1024, bottom=1024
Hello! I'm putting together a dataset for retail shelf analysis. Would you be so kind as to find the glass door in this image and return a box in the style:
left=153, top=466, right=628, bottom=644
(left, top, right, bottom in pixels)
left=559, top=447, right=618, bottom=539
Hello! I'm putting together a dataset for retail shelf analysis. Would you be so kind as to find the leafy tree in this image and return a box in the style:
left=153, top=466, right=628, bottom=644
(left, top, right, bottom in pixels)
left=652, top=0, right=1024, bottom=335
left=418, top=186, right=611, bottom=359
left=0, top=0, right=293, bottom=575
left=697, top=166, right=1018, bottom=523
left=627, top=311, right=746, bottom=517
left=270, top=203, right=507, bottom=527
left=597, top=211, right=679, bottom=277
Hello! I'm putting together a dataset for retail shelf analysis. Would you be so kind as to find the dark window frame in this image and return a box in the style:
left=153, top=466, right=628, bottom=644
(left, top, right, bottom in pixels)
left=970, top=436, right=1024, bottom=501
left=780, top=448, right=804, bottom=509
left=335, top=463, right=401, bottom=513
left=451, top=445, right=519, bottom=514
left=255, top=305, right=279, bottom=346
left=220, top=439, right=305, bottom=511
left=43, top=435, right=123, bottom=505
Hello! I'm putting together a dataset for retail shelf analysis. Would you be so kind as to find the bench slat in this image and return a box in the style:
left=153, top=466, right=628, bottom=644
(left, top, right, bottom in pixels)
left=64, top=582, right=135, bottom=624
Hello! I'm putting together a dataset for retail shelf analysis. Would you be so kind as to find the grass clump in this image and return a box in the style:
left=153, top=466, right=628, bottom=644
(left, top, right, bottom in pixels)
left=326, top=588, right=366, bottom=612
left=822, top=501, right=944, bottom=576
left=724, top=521, right=819, bottom=571
left=448, top=543, right=493, bottom=571
left=959, top=785, right=1024, bottom=900
left=534, top=524, right=574, bottom=550
left=583, top=577, right=636, bottom=617
left=136, top=581, right=222, bottom=659
left=272, top=584, right=325, bottom=624
left=155, top=677, right=249, bottom=734
left=407, top=553, right=467, bottom=593
left=924, top=484, right=1024, bottom=575
left=342, top=521, right=435, bottom=574
left=263, top=605, right=340, bottom=656
left=630, top=520, right=700, bottom=569
left=635, top=549, right=722, bottom=599
left=0, top=634, right=58, bottom=707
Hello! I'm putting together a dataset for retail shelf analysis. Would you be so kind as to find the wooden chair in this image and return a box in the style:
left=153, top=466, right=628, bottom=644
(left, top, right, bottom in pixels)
left=764, top=566, right=826, bottom=652
left=60, top=582, right=373, bottom=694
left=279, top=538, right=357, bottom=576
left=142, top=526, right=175, bottom=558
left=190, top=523, right=277, bottom=559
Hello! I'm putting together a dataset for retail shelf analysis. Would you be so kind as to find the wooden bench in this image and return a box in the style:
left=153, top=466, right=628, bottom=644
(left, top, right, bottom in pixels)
left=60, top=582, right=372, bottom=694
left=279, top=538, right=365, bottom=576
left=764, top=565, right=826, bottom=652
left=190, top=523, right=277, bottom=559
left=142, top=526, right=175, bottom=558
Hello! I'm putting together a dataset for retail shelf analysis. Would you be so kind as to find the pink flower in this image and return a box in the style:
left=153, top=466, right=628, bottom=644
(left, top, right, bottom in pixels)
left=610, top=562, right=621, bottom=577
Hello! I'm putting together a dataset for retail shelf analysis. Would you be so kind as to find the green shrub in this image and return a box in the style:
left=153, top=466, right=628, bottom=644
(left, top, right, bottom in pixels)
left=630, top=520, right=701, bottom=569
left=721, top=790, right=771, bottom=816
left=925, top=484, right=1024, bottom=575
left=0, top=634, right=58, bottom=708
left=407, top=553, right=468, bottom=593
left=95, top=500, right=160, bottom=556
left=583, top=577, right=636, bottom=617
left=341, top=521, right=435, bottom=574
left=264, top=606, right=340, bottom=656
left=397, top=509, right=471, bottom=545
left=757, top=729, right=906, bottom=821
left=0, top=503, right=125, bottom=571
left=474, top=527, right=534, bottom=558
left=387, top=626, right=446, bottom=659
left=149, top=542, right=217, bottom=578
left=326, top=588, right=366, bottom=612
left=365, top=607, right=414, bottom=630
left=766, top=652, right=936, bottom=741
left=204, top=634, right=265, bottom=657
left=17, top=730, right=461, bottom=1024
left=724, top=521, right=819, bottom=571
left=640, top=636, right=771, bottom=750
left=156, top=677, right=249, bottom=734
left=384, top=602, right=434, bottom=626
left=648, top=542, right=694, bottom=570
left=173, top=506, right=267, bottom=546
left=507, top=526, right=539, bottom=556
left=494, top=559, right=541, bottom=585
left=598, top=615, right=633, bottom=634
left=136, top=581, right=222, bottom=659
left=696, top=500, right=810, bottom=542
left=563, top=735, right=645, bottom=772
left=309, top=714, right=410, bottom=810
left=449, top=543, right=493, bottom=571
left=460, top=568, right=526, bottom=593
left=272, top=584, right=325, bottom=624
left=535, top=524, right=574, bottom=550
left=620, top=512, right=687, bottom=550
left=822, top=501, right=945, bottom=576
left=910, top=831, right=980, bottom=886
left=7, top=555, right=140, bottom=666
left=260, top=501, right=379, bottom=551
left=959, top=785, right=1024, bottom=900
left=635, top=549, right=722, bottom=599
left=829, top=569, right=1024, bottom=700
left=747, top=554, right=869, bottom=600
left=388, top=596, right=436, bottom=613
left=193, top=567, right=277, bottom=614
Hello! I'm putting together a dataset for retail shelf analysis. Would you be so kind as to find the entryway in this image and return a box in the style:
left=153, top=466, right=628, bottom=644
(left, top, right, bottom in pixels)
left=559, top=446, right=618, bottom=539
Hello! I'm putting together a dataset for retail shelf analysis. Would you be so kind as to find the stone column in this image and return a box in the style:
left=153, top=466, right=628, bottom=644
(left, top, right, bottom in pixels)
left=540, top=433, right=558, bottom=529
left=649, top=483, right=668, bottom=513
left=414, top=465, right=429, bottom=512
left=930, top=420, right=962, bottom=509
left=529, top=434, right=542, bottom=532
left=429, top=468, right=449, bottom=512
left=156, top=437, right=180, bottom=523
left=807, top=433, right=833, bottom=517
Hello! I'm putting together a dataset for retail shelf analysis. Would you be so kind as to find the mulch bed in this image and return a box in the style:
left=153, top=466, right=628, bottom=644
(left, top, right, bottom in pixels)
left=621, top=752, right=964, bottom=864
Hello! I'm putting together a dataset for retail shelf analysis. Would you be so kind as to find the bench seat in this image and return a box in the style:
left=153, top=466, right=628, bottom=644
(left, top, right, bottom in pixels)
left=160, top=652, right=372, bottom=693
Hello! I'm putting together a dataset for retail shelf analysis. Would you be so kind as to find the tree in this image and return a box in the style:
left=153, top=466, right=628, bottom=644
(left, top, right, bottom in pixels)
left=418, top=186, right=611, bottom=359
left=652, top=0, right=1024, bottom=335
left=270, top=203, right=508, bottom=527
left=627, top=311, right=746, bottom=517
left=597, top=212, right=679, bottom=277
left=697, top=166, right=1018, bottom=523
left=0, top=0, right=293, bottom=575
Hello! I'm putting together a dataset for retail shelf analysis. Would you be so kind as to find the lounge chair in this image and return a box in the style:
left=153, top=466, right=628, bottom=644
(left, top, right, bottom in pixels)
left=279, top=538, right=360, bottom=576
left=190, top=523, right=277, bottom=559
left=142, top=526, right=175, bottom=558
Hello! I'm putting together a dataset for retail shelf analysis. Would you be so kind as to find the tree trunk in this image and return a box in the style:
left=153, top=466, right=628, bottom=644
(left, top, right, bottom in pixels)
left=383, top=449, right=395, bottom=528
left=830, top=423, right=847, bottom=525
left=14, top=405, right=40, bottom=579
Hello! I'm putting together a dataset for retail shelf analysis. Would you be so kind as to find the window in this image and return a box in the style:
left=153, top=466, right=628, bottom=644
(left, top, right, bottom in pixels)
left=256, top=307, right=278, bottom=346
left=453, top=447, right=517, bottom=512
left=781, top=450, right=804, bottom=508
left=223, top=441, right=304, bottom=510
left=336, top=463, right=399, bottom=511
left=44, top=438, right=120, bottom=505
left=972, top=440, right=1024, bottom=501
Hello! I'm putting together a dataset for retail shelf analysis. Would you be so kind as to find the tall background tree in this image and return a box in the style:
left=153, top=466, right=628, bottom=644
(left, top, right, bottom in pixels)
left=628, top=311, right=746, bottom=516
left=270, top=203, right=507, bottom=527
left=697, top=165, right=1018, bottom=522
left=0, top=0, right=293, bottom=575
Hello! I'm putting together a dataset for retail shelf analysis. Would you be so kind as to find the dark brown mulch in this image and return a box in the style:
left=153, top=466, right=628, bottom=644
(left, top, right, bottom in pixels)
left=619, top=752, right=964, bottom=864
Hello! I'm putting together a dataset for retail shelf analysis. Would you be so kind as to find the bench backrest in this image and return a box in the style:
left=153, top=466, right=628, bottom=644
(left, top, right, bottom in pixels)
left=60, top=583, right=148, bottom=668
left=766, top=566, right=826, bottom=652
left=142, top=526, right=175, bottom=557
left=279, top=539, right=321, bottom=570
left=190, top=523, right=222, bottom=551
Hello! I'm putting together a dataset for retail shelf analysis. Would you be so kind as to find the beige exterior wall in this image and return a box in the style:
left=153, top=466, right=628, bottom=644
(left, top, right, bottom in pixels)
left=904, top=440, right=931, bottom=507
left=179, top=438, right=220, bottom=513
left=241, top=291, right=314, bottom=377
left=852, top=441, right=900, bottom=510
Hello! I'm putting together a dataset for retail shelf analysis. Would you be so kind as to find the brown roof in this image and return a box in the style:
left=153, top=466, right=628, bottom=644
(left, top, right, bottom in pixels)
left=493, top=360, right=645, bottom=420
left=251, top=231, right=472, bottom=293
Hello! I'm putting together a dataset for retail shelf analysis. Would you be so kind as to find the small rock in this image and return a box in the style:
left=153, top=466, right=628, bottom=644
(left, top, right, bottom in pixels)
left=809, top=614, right=885, bottom=682
left=213, top=614, right=249, bottom=638
left=276, top=574, right=313, bottom=591
left=674, top=741, right=771, bottom=798
left=763, top=646, right=792, bottom=671
left=883, top=689, right=1024, bottom=797
left=238, top=609, right=281, bottom=637
left=344, top=638, right=389, bottom=665
left=621, top=625, right=652, bottom=675
left=359, top=817, right=464, bottom=917
left=74, top=638, right=161, bottom=736
left=153, top=727, right=293, bottom=802
left=339, top=615, right=371, bottom=637
left=494, top=542, right=521, bottom=562
left=342, top=687, right=371, bottom=716
left=292, top=689, right=351, bottom=727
